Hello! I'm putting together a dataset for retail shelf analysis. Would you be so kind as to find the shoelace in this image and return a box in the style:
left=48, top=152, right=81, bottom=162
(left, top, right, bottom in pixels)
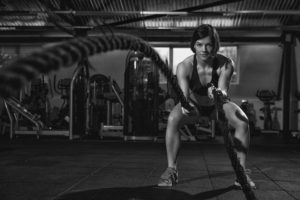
left=162, top=168, right=177, bottom=180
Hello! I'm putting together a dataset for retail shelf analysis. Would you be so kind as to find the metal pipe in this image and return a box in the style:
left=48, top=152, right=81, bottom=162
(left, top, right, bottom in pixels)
left=276, top=48, right=285, bottom=100
left=69, top=64, right=85, bottom=140
left=85, top=63, right=90, bottom=136
left=5, top=98, right=42, bottom=137
left=111, top=82, right=124, bottom=123
left=221, top=10, right=300, bottom=16
left=69, top=65, right=80, bottom=140
left=2, top=10, right=300, bottom=16
left=111, top=83, right=124, bottom=107
left=282, top=33, right=293, bottom=142
left=77, top=10, right=300, bottom=16
left=3, top=101, right=14, bottom=139
left=86, top=75, right=91, bottom=135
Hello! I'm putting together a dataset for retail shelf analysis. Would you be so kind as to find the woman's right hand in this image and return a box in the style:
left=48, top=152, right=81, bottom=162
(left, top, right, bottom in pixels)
left=181, top=102, right=198, bottom=116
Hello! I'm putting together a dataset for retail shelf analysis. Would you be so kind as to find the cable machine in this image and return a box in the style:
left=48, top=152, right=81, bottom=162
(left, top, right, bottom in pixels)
left=124, top=51, right=159, bottom=141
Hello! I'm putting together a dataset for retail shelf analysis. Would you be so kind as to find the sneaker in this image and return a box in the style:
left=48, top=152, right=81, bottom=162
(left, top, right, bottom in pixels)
left=234, top=169, right=256, bottom=189
left=157, top=167, right=178, bottom=187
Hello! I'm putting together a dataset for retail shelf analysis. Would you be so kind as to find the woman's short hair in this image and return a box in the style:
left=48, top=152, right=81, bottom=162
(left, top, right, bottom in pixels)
left=190, top=24, right=220, bottom=55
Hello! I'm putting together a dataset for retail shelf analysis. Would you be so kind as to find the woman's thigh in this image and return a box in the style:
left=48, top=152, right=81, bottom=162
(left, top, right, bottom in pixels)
left=169, top=103, right=200, bottom=127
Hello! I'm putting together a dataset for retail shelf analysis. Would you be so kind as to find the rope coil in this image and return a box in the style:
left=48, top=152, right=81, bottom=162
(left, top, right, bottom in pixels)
left=0, top=33, right=256, bottom=200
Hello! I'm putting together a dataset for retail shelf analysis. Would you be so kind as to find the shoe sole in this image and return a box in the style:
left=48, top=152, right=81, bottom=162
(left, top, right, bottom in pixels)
left=234, top=182, right=256, bottom=190
left=157, top=179, right=178, bottom=187
left=157, top=183, right=173, bottom=187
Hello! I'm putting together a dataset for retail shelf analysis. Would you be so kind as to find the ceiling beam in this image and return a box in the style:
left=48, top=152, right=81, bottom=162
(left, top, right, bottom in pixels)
left=285, top=0, right=300, bottom=26
left=38, top=0, right=76, bottom=36
left=104, top=0, right=244, bottom=26
left=1, top=25, right=299, bottom=33
left=0, top=35, right=281, bottom=44
left=3, top=10, right=300, bottom=18
left=3, top=10, right=300, bottom=17
left=0, top=26, right=285, bottom=44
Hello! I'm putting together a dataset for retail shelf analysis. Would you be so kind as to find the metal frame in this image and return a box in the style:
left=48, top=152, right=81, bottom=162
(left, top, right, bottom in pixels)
left=3, top=62, right=89, bottom=140
left=4, top=97, right=42, bottom=139
left=69, top=63, right=89, bottom=140
left=99, top=80, right=124, bottom=139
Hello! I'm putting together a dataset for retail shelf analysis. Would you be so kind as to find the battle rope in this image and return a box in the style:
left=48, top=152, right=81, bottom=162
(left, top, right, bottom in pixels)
left=209, top=83, right=257, bottom=200
left=0, top=33, right=256, bottom=200
left=0, top=33, right=192, bottom=111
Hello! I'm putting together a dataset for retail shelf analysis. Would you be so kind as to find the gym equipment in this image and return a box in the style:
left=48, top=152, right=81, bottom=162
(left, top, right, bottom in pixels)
left=22, top=77, right=50, bottom=125
left=51, top=78, right=71, bottom=130
left=124, top=51, right=159, bottom=141
left=256, top=90, right=277, bottom=130
left=272, top=107, right=281, bottom=130
left=291, top=92, right=300, bottom=140
left=99, top=79, right=124, bottom=139
left=3, top=77, right=50, bottom=138
left=195, top=117, right=216, bottom=140
left=158, top=97, right=216, bottom=141
left=69, top=60, right=89, bottom=139
left=0, top=33, right=256, bottom=200
left=3, top=96, right=44, bottom=139
left=3, top=62, right=89, bottom=139
left=88, top=74, right=110, bottom=135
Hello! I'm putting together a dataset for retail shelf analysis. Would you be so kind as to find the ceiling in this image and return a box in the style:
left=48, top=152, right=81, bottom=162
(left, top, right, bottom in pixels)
left=0, top=0, right=300, bottom=43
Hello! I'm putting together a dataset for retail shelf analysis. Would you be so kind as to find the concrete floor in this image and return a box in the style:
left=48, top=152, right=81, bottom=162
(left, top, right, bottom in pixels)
left=0, top=135, right=300, bottom=200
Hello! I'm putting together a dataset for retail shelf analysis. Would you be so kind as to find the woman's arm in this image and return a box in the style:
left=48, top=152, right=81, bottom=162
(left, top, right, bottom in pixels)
left=176, top=62, right=191, bottom=100
left=176, top=61, right=198, bottom=115
left=218, top=58, right=234, bottom=95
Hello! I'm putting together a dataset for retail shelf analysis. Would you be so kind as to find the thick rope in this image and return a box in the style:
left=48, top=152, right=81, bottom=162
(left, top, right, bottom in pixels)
left=0, top=33, right=255, bottom=199
left=0, top=34, right=192, bottom=111
left=210, top=84, right=257, bottom=200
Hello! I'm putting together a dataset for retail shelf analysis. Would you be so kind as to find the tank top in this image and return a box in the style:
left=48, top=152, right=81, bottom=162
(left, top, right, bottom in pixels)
left=189, top=55, right=220, bottom=96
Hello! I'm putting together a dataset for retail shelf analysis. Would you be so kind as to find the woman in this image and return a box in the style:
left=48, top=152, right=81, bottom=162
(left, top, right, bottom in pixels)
left=157, top=24, right=255, bottom=189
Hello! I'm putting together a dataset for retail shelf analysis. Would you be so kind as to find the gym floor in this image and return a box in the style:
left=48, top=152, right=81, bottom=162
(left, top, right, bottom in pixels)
left=0, top=134, right=299, bottom=200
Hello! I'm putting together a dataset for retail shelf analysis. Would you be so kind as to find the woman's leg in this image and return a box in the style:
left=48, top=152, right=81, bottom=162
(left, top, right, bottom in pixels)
left=223, top=102, right=250, bottom=169
left=165, top=103, right=199, bottom=169
left=158, top=103, right=199, bottom=187
left=223, top=101, right=256, bottom=188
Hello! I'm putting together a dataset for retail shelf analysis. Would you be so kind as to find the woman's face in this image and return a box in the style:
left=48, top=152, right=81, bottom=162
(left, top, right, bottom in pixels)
left=194, top=36, right=214, bottom=61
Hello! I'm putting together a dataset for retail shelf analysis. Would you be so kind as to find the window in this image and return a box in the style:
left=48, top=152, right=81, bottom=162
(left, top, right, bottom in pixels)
left=173, top=48, right=193, bottom=75
left=154, top=45, right=239, bottom=85
left=219, top=46, right=239, bottom=84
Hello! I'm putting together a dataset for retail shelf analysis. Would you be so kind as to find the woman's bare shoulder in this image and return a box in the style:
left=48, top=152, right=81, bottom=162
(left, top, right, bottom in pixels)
left=216, top=54, right=234, bottom=66
left=176, top=55, right=194, bottom=75
left=178, top=55, right=194, bottom=67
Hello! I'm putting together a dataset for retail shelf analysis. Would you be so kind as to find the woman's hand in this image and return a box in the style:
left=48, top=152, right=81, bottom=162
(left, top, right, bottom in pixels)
left=208, top=85, right=227, bottom=101
left=181, top=102, right=199, bottom=116
left=208, top=86, right=214, bottom=100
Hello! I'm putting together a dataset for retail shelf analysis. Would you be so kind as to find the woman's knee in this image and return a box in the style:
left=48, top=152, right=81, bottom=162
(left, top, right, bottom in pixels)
left=236, top=110, right=249, bottom=125
left=167, top=112, right=182, bottom=126
left=227, top=108, right=249, bottom=132
left=229, top=114, right=249, bottom=134
left=237, top=120, right=249, bottom=133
